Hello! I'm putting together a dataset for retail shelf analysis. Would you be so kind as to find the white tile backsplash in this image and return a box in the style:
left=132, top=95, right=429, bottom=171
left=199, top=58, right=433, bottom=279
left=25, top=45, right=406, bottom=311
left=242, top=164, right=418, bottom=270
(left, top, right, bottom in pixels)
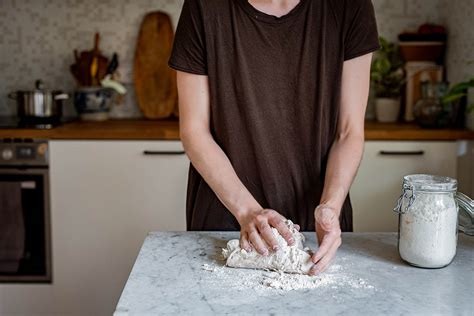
left=444, top=0, right=474, bottom=84
left=0, top=0, right=184, bottom=116
left=0, top=0, right=472, bottom=116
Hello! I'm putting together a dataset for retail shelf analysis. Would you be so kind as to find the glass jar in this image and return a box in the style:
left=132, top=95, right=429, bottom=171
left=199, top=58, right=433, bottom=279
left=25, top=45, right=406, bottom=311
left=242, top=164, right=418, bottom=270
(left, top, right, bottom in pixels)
left=413, top=81, right=450, bottom=128
left=393, top=174, right=473, bottom=268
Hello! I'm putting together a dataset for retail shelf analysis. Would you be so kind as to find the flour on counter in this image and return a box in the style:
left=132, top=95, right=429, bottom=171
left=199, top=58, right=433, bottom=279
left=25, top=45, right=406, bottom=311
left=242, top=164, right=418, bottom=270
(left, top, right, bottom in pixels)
left=201, top=261, right=375, bottom=293
left=210, top=220, right=376, bottom=293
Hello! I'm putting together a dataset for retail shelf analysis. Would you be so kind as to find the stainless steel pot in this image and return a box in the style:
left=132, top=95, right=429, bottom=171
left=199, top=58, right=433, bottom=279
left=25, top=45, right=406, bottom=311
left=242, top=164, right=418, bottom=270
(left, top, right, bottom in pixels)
left=8, top=80, right=69, bottom=119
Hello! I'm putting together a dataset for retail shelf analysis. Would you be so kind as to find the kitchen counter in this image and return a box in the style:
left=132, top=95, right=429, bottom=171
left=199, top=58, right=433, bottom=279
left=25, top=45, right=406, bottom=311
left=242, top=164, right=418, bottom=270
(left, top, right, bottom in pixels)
left=0, top=119, right=473, bottom=140
left=0, top=119, right=180, bottom=140
left=364, top=121, right=474, bottom=140
left=114, top=232, right=473, bottom=315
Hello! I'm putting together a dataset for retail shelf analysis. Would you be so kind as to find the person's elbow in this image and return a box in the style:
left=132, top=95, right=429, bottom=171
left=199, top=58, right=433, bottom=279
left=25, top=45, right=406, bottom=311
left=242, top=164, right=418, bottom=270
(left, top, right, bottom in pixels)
left=179, top=121, right=211, bottom=156
left=336, top=121, right=365, bottom=145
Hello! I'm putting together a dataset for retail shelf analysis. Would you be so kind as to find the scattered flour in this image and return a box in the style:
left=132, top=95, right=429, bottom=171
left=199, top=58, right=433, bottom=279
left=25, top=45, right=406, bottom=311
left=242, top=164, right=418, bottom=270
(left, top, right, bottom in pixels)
left=207, top=220, right=376, bottom=294
left=201, top=261, right=375, bottom=294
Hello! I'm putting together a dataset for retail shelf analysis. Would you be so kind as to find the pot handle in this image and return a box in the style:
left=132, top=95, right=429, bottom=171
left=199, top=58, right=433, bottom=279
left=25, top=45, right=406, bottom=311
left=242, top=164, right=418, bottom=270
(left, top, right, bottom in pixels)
left=8, top=92, right=17, bottom=100
left=54, top=93, right=69, bottom=100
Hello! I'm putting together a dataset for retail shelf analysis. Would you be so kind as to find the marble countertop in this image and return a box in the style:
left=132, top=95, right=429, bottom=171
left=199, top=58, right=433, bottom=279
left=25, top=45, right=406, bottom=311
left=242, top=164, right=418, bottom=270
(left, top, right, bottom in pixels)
left=114, top=232, right=473, bottom=316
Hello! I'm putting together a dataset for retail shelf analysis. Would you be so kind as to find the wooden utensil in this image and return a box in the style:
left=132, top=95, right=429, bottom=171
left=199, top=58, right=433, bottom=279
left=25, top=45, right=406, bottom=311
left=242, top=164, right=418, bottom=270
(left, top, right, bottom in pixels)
left=133, top=12, right=178, bottom=119
left=70, top=33, right=109, bottom=86
left=89, top=33, right=108, bottom=86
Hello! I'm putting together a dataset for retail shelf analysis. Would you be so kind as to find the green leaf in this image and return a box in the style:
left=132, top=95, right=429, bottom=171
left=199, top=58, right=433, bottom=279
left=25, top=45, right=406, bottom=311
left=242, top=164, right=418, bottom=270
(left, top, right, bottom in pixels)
left=449, top=82, right=473, bottom=94
left=441, top=92, right=466, bottom=104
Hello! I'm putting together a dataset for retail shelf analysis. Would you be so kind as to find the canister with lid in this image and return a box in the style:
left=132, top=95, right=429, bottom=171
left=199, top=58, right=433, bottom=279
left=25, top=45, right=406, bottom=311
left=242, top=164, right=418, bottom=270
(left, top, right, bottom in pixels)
left=393, top=174, right=473, bottom=268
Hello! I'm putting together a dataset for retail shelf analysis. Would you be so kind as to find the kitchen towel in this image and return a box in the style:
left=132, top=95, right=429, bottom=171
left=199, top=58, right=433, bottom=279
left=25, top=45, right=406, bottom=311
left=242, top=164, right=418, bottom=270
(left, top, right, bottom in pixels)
left=0, top=182, right=25, bottom=273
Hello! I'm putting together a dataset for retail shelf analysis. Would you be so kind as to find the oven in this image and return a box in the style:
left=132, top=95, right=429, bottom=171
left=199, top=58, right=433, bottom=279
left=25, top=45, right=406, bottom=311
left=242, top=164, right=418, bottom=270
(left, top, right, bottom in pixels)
left=0, top=139, right=51, bottom=283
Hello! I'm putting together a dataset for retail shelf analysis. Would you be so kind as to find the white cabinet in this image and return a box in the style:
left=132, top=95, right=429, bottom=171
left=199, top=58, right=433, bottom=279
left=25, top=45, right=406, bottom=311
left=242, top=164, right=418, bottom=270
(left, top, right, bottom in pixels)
left=351, top=141, right=457, bottom=232
left=49, top=140, right=189, bottom=315
left=0, top=141, right=189, bottom=316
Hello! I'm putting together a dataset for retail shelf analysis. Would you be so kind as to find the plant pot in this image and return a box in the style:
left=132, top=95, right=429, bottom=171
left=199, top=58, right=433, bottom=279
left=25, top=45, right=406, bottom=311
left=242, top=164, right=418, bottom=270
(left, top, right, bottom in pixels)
left=399, top=41, right=445, bottom=63
left=375, top=98, right=401, bottom=123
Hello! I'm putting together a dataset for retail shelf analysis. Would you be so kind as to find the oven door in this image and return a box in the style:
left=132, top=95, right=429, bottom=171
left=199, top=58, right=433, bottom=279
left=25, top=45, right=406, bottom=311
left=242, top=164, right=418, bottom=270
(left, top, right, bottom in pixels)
left=0, top=167, right=51, bottom=283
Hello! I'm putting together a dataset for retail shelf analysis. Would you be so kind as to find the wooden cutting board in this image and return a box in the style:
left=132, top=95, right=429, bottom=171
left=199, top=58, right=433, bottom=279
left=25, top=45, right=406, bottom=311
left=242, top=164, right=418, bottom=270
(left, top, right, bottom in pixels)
left=134, top=12, right=178, bottom=119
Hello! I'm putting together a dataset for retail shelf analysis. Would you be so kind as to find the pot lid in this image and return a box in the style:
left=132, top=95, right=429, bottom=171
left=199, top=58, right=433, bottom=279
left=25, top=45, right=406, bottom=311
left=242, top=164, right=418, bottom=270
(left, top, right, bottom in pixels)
left=16, top=80, right=63, bottom=93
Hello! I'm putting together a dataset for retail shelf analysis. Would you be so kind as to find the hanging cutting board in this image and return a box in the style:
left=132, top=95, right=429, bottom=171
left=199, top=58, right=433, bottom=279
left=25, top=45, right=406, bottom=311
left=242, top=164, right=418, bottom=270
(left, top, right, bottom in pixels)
left=134, top=12, right=178, bottom=119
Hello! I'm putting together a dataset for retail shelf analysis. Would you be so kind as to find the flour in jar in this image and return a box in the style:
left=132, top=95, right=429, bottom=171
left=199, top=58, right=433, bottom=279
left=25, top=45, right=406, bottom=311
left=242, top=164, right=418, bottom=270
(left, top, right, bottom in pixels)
left=398, top=192, right=458, bottom=267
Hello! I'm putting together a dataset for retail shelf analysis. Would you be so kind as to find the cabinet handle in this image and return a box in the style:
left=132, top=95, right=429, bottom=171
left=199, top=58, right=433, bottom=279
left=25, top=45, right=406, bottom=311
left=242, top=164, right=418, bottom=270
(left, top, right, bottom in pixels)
left=143, top=150, right=186, bottom=155
left=379, top=150, right=425, bottom=156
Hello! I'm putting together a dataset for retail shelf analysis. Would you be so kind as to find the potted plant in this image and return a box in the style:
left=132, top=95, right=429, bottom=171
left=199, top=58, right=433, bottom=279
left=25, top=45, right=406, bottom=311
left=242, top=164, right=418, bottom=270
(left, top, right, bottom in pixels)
left=439, top=76, right=474, bottom=128
left=370, top=37, right=405, bottom=123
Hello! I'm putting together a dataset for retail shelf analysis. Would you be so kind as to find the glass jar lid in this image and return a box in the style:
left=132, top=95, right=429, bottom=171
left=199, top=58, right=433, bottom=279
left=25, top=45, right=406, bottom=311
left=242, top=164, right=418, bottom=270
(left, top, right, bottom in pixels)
left=403, top=174, right=457, bottom=193
left=394, top=174, right=458, bottom=214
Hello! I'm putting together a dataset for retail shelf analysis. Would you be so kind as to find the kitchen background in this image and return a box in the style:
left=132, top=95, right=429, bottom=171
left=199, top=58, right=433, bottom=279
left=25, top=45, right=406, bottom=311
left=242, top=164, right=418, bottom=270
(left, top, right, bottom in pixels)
left=0, top=1, right=473, bottom=315
left=1, top=0, right=473, bottom=116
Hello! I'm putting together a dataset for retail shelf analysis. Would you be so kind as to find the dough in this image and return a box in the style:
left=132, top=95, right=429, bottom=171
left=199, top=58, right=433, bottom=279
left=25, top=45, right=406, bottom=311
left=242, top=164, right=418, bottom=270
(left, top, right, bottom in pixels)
left=222, top=220, right=313, bottom=274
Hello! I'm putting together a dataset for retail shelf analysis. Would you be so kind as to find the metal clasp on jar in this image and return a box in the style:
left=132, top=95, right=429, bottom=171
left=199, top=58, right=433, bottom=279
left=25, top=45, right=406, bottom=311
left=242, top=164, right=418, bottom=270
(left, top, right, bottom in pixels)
left=393, top=183, right=416, bottom=214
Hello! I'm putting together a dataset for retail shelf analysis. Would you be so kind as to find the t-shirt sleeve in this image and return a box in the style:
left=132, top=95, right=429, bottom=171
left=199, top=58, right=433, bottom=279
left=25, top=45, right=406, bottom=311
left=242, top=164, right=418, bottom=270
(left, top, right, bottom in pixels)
left=343, top=0, right=380, bottom=61
left=168, top=0, right=208, bottom=75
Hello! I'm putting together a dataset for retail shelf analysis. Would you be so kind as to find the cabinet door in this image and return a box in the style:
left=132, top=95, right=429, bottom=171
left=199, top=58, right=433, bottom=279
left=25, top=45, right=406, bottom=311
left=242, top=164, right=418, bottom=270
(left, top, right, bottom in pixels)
left=350, top=141, right=457, bottom=232
left=48, top=141, right=188, bottom=315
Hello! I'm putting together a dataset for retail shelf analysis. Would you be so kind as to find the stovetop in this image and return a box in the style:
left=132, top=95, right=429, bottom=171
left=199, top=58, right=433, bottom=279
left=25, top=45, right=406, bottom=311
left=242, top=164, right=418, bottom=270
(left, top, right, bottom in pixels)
left=0, top=116, right=76, bottom=130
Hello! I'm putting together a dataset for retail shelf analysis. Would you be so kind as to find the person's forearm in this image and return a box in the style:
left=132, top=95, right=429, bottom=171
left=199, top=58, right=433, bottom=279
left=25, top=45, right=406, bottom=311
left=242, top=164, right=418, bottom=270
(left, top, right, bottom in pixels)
left=181, top=128, right=261, bottom=221
left=319, top=129, right=365, bottom=214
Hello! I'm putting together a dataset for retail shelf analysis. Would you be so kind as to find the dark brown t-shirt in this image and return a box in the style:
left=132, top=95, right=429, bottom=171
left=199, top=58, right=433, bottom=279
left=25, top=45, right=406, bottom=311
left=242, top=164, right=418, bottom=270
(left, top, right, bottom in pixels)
left=169, top=0, right=380, bottom=231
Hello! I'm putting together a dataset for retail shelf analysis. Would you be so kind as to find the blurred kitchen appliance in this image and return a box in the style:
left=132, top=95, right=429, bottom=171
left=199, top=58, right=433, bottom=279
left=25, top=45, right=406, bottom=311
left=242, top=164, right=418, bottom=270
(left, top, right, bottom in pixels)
left=0, top=139, right=51, bottom=283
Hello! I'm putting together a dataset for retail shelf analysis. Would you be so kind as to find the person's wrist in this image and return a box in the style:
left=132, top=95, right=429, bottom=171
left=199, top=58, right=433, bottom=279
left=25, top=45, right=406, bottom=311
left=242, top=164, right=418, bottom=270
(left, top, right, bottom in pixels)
left=314, top=203, right=340, bottom=230
left=314, top=203, right=334, bottom=217
left=233, top=202, right=262, bottom=225
left=315, top=201, right=341, bottom=217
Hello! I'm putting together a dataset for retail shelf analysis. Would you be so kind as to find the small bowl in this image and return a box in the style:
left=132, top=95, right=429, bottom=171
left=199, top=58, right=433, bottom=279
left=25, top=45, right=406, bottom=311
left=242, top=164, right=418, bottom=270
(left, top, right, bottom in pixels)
left=74, top=87, right=115, bottom=121
left=399, top=41, right=445, bottom=62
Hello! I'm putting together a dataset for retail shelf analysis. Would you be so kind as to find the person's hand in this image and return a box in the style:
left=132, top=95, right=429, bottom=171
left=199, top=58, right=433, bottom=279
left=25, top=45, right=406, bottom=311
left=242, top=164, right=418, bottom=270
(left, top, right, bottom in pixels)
left=237, top=208, right=296, bottom=255
left=309, top=204, right=342, bottom=275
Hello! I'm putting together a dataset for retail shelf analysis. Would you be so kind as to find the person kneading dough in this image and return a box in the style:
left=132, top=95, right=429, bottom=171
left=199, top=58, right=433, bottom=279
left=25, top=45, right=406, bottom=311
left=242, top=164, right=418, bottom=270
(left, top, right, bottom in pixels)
left=168, top=0, right=380, bottom=275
